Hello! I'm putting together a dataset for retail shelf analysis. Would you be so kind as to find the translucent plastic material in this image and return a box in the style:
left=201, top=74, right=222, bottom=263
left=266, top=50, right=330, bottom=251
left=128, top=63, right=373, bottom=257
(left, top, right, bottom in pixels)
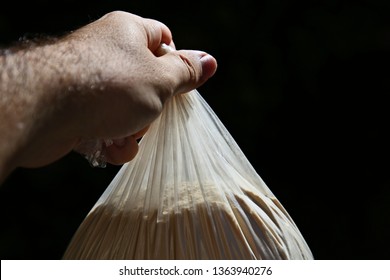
left=63, top=90, right=313, bottom=260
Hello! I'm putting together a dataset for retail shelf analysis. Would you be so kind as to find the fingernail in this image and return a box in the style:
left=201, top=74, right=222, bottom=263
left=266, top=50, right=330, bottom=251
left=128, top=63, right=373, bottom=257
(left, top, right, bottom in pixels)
left=200, top=53, right=218, bottom=79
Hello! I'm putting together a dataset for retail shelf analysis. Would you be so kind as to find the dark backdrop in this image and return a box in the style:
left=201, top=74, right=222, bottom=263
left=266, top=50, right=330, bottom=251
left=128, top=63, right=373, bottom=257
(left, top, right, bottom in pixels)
left=1, top=0, right=389, bottom=259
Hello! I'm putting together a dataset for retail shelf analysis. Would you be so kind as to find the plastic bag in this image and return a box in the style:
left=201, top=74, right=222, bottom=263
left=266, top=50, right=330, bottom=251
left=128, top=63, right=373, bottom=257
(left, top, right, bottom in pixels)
left=63, top=88, right=313, bottom=260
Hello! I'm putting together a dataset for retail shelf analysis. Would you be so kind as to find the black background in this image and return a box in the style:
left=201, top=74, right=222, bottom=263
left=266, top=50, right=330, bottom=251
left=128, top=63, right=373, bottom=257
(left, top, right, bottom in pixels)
left=1, top=0, right=389, bottom=259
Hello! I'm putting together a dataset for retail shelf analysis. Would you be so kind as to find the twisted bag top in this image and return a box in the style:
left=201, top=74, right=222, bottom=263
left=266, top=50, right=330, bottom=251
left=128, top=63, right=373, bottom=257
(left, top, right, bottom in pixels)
left=64, top=89, right=313, bottom=260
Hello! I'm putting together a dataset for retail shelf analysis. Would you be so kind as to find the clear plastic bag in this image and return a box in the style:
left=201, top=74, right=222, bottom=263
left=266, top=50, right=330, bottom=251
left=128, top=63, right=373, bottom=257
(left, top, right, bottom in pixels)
left=63, top=89, right=313, bottom=260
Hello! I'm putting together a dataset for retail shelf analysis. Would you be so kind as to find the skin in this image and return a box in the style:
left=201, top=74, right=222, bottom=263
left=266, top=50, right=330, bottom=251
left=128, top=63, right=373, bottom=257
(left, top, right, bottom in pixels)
left=0, top=11, right=217, bottom=183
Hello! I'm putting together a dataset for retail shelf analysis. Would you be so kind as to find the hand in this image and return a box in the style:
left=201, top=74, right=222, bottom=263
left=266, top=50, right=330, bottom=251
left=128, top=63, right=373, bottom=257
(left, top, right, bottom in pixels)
left=0, top=11, right=217, bottom=181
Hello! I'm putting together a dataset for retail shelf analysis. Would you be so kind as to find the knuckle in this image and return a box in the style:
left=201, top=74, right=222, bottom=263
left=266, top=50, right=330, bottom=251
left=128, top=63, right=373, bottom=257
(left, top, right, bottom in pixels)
left=101, top=11, right=124, bottom=22
left=177, top=53, right=199, bottom=86
left=135, top=82, right=168, bottom=119
left=141, top=95, right=164, bottom=120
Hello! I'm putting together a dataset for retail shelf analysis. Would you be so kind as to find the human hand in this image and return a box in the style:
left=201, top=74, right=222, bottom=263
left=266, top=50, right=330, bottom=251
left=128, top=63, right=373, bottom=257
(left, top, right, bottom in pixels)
left=67, top=11, right=217, bottom=165
left=0, top=11, right=217, bottom=180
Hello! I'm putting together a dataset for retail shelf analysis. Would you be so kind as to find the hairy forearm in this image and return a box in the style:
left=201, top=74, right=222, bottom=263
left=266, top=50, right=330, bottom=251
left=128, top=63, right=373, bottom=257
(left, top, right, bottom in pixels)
left=1, top=45, right=43, bottom=179
left=0, top=39, right=80, bottom=181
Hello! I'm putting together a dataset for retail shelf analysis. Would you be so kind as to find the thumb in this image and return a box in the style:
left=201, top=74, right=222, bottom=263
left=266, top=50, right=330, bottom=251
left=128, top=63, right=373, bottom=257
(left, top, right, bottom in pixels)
left=158, top=49, right=217, bottom=95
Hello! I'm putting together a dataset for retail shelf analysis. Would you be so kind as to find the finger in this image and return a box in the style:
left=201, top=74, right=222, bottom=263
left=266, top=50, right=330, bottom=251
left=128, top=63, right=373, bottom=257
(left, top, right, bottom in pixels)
left=159, top=50, right=218, bottom=94
left=104, top=124, right=149, bottom=165
left=133, top=125, right=150, bottom=139
left=105, top=136, right=139, bottom=165
left=96, top=12, right=173, bottom=54
left=143, top=18, right=173, bottom=53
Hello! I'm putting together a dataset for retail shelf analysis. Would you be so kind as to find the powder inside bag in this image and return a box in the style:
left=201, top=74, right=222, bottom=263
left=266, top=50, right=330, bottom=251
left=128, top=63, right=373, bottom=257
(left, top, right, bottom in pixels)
left=63, top=182, right=310, bottom=259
